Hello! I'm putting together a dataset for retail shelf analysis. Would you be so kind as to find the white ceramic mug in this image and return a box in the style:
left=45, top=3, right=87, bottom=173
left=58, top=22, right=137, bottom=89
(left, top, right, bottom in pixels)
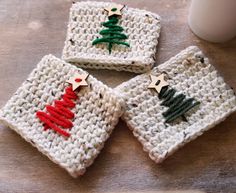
left=188, top=0, right=236, bottom=42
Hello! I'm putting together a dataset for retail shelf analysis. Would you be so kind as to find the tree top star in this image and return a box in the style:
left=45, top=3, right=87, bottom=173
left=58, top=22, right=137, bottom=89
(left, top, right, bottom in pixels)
left=148, top=74, right=169, bottom=93
left=66, top=73, right=89, bottom=91
left=104, top=4, right=125, bottom=17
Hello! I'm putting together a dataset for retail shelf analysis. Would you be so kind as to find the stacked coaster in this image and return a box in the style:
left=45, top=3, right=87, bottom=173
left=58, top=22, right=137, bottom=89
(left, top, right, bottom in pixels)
left=0, top=55, right=124, bottom=177
left=62, top=1, right=161, bottom=73
left=115, top=46, right=236, bottom=163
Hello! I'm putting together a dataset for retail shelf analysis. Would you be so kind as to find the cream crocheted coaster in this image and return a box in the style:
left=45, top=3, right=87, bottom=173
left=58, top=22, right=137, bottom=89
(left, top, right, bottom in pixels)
left=62, top=1, right=161, bottom=73
left=115, top=46, right=236, bottom=163
left=0, top=55, right=124, bottom=177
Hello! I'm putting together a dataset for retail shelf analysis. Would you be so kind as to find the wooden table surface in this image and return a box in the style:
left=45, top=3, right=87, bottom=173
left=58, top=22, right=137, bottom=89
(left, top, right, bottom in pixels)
left=0, top=0, right=236, bottom=193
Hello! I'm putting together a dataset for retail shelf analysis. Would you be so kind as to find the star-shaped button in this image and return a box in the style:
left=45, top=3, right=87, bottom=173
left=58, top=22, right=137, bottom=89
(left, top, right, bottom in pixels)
left=66, top=73, right=89, bottom=91
left=104, top=4, right=125, bottom=17
left=148, top=74, right=169, bottom=93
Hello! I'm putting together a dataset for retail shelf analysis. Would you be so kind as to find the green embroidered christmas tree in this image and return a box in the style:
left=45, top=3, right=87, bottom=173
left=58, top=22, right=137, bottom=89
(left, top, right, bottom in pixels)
left=92, top=5, right=130, bottom=54
left=159, top=86, right=200, bottom=123
left=148, top=74, right=200, bottom=123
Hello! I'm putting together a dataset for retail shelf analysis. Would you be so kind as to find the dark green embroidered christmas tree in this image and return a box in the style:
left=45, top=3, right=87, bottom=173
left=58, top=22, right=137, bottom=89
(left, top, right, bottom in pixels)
left=92, top=6, right=130, bottom=54
left=149, top=74, right=200, bottom=123
left=159, top=86, right=200, bottom=123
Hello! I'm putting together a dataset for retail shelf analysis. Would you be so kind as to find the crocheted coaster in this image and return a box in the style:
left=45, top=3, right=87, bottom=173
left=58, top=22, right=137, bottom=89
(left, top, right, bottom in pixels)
left=62, top=1, right=161, bottom=73
left=115, top=46, right=236, bottom=163
left=0, top=55, right=124, bottom=177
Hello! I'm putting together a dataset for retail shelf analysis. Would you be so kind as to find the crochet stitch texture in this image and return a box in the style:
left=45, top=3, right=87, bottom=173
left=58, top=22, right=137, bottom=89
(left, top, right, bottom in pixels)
left=115, top=46, right=236, bottom=163
left=0, top=55, right=124, bottom=177
left=62, top=1, right=161, bottom=73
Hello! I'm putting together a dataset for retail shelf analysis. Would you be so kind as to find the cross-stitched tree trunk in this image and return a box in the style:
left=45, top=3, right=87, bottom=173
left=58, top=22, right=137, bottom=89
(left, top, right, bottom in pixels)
left=159, top=86, right=200, bottom=123
left=92, top=15, right=130, bottom=54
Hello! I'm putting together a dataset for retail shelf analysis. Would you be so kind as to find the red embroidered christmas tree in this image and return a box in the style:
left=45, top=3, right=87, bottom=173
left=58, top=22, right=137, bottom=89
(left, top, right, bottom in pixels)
left=36, top=73, right=89, bottom=137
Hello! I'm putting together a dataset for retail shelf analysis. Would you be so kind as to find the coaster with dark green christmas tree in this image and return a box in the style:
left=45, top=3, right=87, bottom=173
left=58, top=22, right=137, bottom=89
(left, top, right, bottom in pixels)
left=115, top=46, right=236, bottom=163
left=62, top=1, right=161, bottom=73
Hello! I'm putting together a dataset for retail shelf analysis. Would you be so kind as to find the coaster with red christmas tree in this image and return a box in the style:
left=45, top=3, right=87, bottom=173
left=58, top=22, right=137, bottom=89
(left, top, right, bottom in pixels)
left=62, top=1, right=161, bottom=73
left=0, top=55, right=124, bottom=177
left=115, top=46, right=236, bottom=163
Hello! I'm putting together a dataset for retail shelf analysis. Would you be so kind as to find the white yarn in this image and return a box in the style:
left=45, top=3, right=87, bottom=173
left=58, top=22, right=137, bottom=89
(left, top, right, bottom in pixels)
left=115, top=46, right=236, bottom=163
left=0, top=55, right=124, bottom=177
left=62, top=1, right=161, bottom=73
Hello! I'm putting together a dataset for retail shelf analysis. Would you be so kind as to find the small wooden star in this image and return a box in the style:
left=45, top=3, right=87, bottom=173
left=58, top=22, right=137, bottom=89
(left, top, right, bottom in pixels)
left=66, top=73, right=89, bottom=91
left=148, top=74, right=169, bottom=93
left=104, top=4, right=125, bottom=17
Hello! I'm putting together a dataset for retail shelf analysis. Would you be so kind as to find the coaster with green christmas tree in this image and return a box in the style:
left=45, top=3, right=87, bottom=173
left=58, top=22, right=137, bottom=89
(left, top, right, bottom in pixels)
left=115, top=46, right=236, bottom=163
left=62, top=1, right=161, bottom=73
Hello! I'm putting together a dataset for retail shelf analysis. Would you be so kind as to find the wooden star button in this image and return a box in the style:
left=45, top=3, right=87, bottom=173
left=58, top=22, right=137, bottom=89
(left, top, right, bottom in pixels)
left=104, top=4, right=125, bottom=17
left=148, top=74, right=169, bottom=93
left=66, top=73, right=89, bottom=91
